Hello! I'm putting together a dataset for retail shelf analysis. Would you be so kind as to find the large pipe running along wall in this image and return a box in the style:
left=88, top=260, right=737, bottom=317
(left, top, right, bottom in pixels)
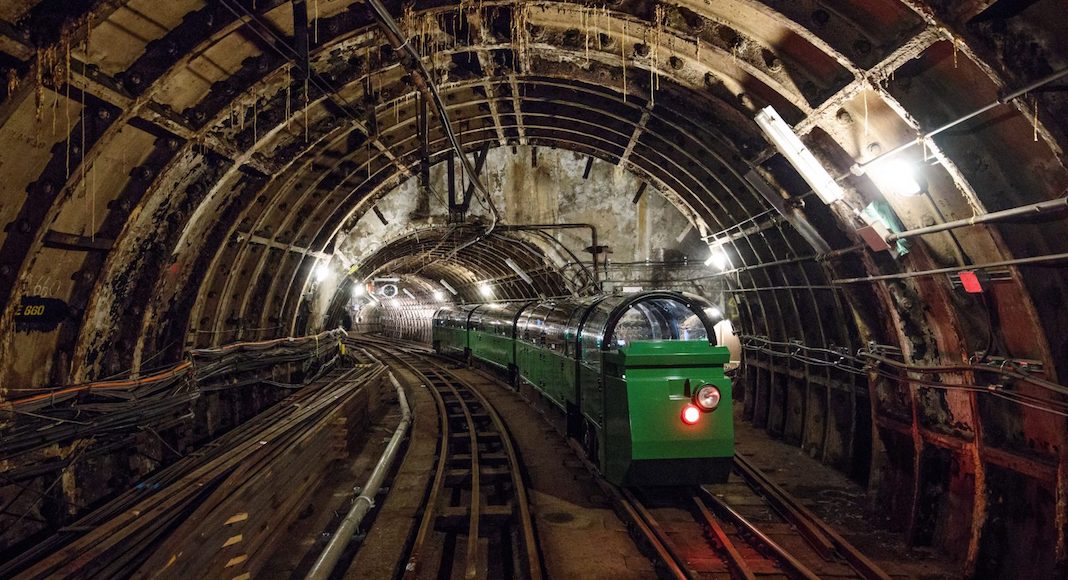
left=0, top=1, right=1065, bottom=576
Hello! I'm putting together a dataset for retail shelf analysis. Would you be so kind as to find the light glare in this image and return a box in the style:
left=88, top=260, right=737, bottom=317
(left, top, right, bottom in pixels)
left=705, top=249, right=729, bottom=271
left=867, top=158, right=923, bottom=197
left=314, top=263, right=331, bottom=283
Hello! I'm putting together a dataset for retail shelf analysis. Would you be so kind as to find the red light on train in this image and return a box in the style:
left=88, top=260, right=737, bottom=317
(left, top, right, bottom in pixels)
left=681, top=404, right=701, bottom=425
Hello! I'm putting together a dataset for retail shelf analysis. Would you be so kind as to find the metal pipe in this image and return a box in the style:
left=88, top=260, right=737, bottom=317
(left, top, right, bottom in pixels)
left=857, top=67, right=1068, bottom=169
left=831, top=251, right=1068, bottom=284
left=365, top=0, right=500, bottom=231
left=499, top=223, right=602, bottom=286
left=886, top=195, right=1068, bottom=241
left=305, top=371, right=412, bottom=580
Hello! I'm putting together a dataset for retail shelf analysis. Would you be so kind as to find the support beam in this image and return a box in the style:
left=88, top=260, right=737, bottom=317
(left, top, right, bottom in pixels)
left=631, top=182, right=648, bottom=204
left=65, top=58, right=276, bottom=175
left=460, top=143, right=491, bottom=213
left=795, top=28, right=943, bottom=136
left=618, top=100, right=653, bottom=167
left=42, top=231, right=114, bottom=252
left=372, top=205, right=390, bottom=226
left=235, top=231, right=330, bottom=260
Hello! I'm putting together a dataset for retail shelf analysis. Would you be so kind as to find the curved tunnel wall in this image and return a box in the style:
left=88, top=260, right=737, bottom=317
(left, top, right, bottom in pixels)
left=0, top=1, right=1065, bottom=574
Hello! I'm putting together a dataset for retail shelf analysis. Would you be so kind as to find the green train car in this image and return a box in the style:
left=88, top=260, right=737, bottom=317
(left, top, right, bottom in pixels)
left=432, top=291, right=733, bottom=486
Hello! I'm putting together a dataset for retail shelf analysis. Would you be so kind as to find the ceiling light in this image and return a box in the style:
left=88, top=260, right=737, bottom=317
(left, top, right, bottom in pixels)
left=704, top=248, right=729, bottom=271
left=402, top=288, right=416, bottom=300
left=479, top=283, right=494, bottom=298
left=755, top=106, right=844, bottom=204
left=352, top=284, right=365, bottom=297
left=314, top=263, right=331, bottom=283
left=866, top=158, right=924, bottom=197
left=706, top=307, right=723, bottom=319
left=440, top=279, right=458, bottom=295
left=505, top=258, right=535, bottom=286
left=433, top=290, right=446, bottom=301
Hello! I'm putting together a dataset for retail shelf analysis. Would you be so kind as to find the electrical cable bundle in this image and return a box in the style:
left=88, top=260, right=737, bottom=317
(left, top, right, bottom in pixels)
left=0, top=329, right=347, bottom=467
left=740, top=335, right=1068, bottom=417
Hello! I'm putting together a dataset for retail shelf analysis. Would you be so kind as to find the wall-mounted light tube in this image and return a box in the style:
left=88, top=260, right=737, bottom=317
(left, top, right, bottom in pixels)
left=402, top=288, right=416, bottom=300
left=755, top=106, right=844, bottom=205
left=505, top=258, right=535, bottom=286
left=439, top=279, right=458, bottom=295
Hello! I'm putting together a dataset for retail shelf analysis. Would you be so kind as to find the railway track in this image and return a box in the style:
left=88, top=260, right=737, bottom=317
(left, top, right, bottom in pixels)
left=348, top=336, right=543, bottom=580
left=350, top=335, right=888, bottom=580
left=612, top=461, right=892, bottom=580
left=5, top=363, right=383, bottom=579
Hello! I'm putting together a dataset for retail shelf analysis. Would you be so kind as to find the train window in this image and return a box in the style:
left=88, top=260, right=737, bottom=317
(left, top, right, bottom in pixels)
left=579, top=295, right=713, bottom=353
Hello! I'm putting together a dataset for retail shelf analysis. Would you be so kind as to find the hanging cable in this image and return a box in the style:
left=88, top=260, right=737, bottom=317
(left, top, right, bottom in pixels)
left=365, top=0, right=501, bottom=235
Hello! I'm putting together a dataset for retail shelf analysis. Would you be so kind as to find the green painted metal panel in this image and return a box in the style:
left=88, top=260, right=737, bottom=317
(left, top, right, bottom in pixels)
left=471, top=330, right=513, bottom=369
left=601, top=340, right=733, bottom=482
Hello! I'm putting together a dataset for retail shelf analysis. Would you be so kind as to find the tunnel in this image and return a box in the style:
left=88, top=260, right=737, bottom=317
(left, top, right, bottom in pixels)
left=0, top=0, right=1066, bottom=578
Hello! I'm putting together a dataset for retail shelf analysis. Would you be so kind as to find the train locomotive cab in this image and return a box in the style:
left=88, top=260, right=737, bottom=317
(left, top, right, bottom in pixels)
left=578, top=292, right=733, bottom=486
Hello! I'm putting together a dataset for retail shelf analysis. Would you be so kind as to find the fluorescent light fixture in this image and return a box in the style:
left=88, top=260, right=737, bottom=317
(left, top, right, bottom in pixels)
left=373, top=276, right=401, bottom=283
left=433, top=290, right=446, bottom=301
left=439, top=279, right=458, bottom=295
left=314, top=263, right=331, bottom=282
left=676, top=224, right=693, bottom=243
left=505, top=258, right=534, bottom=286
left=704, top=248, right=729, bottom=271
left=402, top=288, right=416, bottom=300
left=706, top=307, right=723, bottom=318
left=352, top=284, right=365, bottom=297
left=866, top=158, right=923, bottom=197
left=479, top=283, right=494, bottom=298
left=755, top=106, right=844, bottom=204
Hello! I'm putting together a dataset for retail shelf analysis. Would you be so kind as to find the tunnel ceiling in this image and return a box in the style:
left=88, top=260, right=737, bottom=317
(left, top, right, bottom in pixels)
left=337, top=225, right=578, bottom=304
left=1, top=0, right=1067, bottom=573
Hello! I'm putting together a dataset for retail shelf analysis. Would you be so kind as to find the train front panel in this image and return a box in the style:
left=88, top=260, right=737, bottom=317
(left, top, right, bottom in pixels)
left=600, top=340, right=733, bottom=486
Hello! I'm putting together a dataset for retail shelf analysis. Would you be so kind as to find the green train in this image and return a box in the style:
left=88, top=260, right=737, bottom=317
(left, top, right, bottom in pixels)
left=432, top=291, right=733, bottom=486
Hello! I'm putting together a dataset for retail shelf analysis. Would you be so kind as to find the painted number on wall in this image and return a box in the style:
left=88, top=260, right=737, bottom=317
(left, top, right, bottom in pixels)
left=13, top=296, right=69, bottom=332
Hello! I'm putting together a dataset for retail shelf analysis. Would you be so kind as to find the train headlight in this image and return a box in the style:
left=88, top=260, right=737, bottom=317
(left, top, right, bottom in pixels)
left=693, top=385, right=721, bottom=412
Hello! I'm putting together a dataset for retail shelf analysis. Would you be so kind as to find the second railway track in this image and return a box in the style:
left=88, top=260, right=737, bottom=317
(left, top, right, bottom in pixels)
left=348, top=336, right=543, bottom=580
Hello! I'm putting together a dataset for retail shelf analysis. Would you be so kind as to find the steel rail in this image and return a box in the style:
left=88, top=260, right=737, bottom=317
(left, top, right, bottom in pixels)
left=620, top=488, right=696, bottom=579
left=398, top=359, right=450, bottom=579
left=732, top=455, right=893, bottom=580
left=691, top=495, right=757, bottom=580
left=8, top=365, right=377, bottom=578
left=561, top=439, right=688, bottom=580
left=698, top=486, right=822, bottom=580
left=348, top=336, right=542, bottom=580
